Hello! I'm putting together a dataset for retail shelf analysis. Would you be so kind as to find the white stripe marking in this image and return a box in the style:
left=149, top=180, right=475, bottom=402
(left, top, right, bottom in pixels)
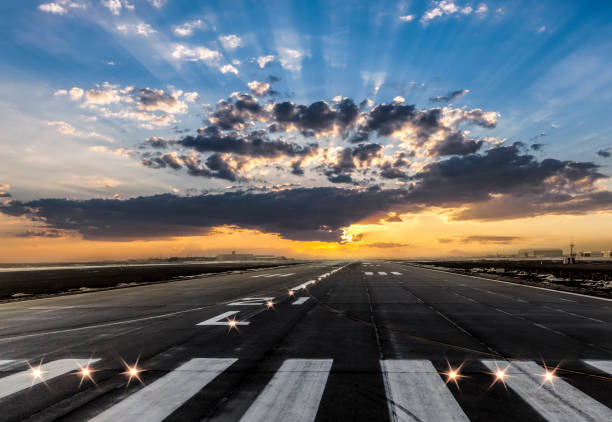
left=196, top=311, right=249, bottom=326
left=0, top=359, right=99, bottom=399
left=90, top=358, right=236, bottom=422
left=364, top=272, right=374, bottom=276
left=279, top=273, right=295, bottom=277
left=0, top=360, right=15, bottom=369
left=290, top=280, right=316, bottom=291
left=228, top=297, right=275, bottom=306
left=481, top=360, right=612, bottom=422
left=391, top=272, right=402, bottom=275
left=239, top=359, right=332, bottom=422
left=292, top=297, right=310, bottom=305
left=584, top=360, right=612, bottom=376
left=381, top=360, right=468, bottom=422
left=378, top=272, right=388, bottom=276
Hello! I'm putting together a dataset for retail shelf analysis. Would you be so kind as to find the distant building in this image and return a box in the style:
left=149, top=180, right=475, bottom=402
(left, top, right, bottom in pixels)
left=518, top=249, right=563, bottom=258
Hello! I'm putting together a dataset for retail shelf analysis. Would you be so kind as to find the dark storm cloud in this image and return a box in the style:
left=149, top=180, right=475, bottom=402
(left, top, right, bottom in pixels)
left=597, top=149, right=611, bottom=158
left=3, top=144, right=611, bottom=242
left=136, top=88, right=184, bottom=113
left=430, top=89, right=469, bottom=103
left=0, top=188, right=411, bottom=242
left=270, top=99, right=359, bottom=136
left=360, top=103, right=417, bottom=136
left=531, top=143, right=544, bottom=151
left=379, top=163, right=409, bottom=180
left=431, top=132, right=483, bottom=156
left=178, top=126, right=317, bottom=158
left=141, top=153, right=182, bottom=170
left=208, top=94, right=266, bottom=130
left=204, top=153, right=240, bottom=181
left=144, top=136, right=174, bottom=149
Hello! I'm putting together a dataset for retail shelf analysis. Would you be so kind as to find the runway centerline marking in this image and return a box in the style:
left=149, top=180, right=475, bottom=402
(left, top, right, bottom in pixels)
left=364, top=272, right=374, bottom=276
left=90, top=358, right=237, bottom=422
left=197, top=311, right=250, bottom=326
left=292, top=297, right=310, bottom=305
left=391, top=272, right=402, bottom=275
left=381, top=360, right=468, bottom=422
left=481, top=360, right=612, bottom=421
left=0, top=359, right=99, bottom=400
left=239, top=359, right=332, bottom=422
left=378, top=272, right=388, bottom=276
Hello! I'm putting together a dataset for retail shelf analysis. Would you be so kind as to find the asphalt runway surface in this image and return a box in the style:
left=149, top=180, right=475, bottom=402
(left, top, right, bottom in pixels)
left=1, top=261, right=612, bottom=421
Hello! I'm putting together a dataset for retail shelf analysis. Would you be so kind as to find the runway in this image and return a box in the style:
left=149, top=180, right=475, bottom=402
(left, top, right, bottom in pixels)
left=1, top=261, right=611, bottom=421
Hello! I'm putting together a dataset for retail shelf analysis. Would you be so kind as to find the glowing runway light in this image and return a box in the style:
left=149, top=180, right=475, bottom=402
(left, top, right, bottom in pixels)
left=288, top=290, right=294, bottom=296
left=31, top=367, right=43, bottom=380
left=543, top=369, right=556, bottom=383
left=448, top=370, right=457, bottom=380
left=495, top=369, right=506, bottom=381
left=228, top=319, right=238, bottom=328
left=266, top=300, right=274, bottom=309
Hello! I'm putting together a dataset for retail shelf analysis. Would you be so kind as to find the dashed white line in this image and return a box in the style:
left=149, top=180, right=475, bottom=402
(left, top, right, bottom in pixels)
left=90, top=358, right=236, bottom=422
left=196, top=311, right=250, bottom=326
left=0, top=359, right=99, bottom=400
left=378, top=272, right=388, bottom=276
left=0, top=360, right=15, bottom=369
left=292, top=297, right=310, bottom=305
left=481, top=360, right=612, bottom=422
left=228, top=297, right=275, bottom=306
left=381, top=360, right=468, bottom=422
left=364, top=272, right=374, bottom=276
left=391, top=272, right=402, bottom=275
left=239, top=359, right=332, bottom=422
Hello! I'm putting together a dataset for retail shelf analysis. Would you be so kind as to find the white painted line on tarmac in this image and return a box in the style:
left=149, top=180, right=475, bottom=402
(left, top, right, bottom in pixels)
left=481, top=360, right=612, bottom=422
left=381, top=360, right=468, bottom=422
left=364, top=272, right=374, bottom=276
left=279, top=273, right=295, bottom=277
left=228, top=297, right=275, bottom=306
left=0, top=359, right=99, bottom=400
left=391, top=272, right=402, bottom=275
left=196, top=311, right=250, bottom=326
left=410, top=265, right=612, bottom=303
left=292, top=297, right=310, bottom=305
left=584, top=360, right=612, bottom=376
left=90, top=358, right=236, bottom=422
left=239, top=359, right=332, bottom=422
left=378, top=272, right=388, bottom=276
left=0, top=360, right=15, bottom=369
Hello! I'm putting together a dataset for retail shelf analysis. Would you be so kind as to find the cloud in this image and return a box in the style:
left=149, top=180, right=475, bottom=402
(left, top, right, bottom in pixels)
left=278, top=47, right=309, bottom=72
left=220, top=64, right=239, bottom=75
left=183, top=91, right=199, bottom=103
left=116, top=23, right=156, bottom=36
left=399, top=15, right=415, bottom=22
left=247, top=81, right=271, bottom=96
left=218, top=34, right=243, bottom=50
left=69, top=87, right=84, bottom=100
left=176, top=126, right=317, bottom=159
left=173, top=19, right=205, bottom=37
left=171, top=44, right=221, bottom=64
left=460, top=235, right=521, bottom=244
left=421, top=1, right=487, bottom=23
left=147, top=0, right=167, bottom=8
left=0, top=184, right=10, bottom=198
left=46, top=121, right=115, bottom=143
left=102, top=0, right=133, bottom=16
left=537, top=25, right=547, bottom=33
left=15, top=228, right=68, bottom=238
left=597, top=149, right=611, bottom=158
left=270, top=98, right=359, bottom=136
left=365, top=242, right=411, bottom=248
left=256, top=55, right=275, bottom=69
left=0, top=188, right=411, bottom=242
left=137, top=88, right=188, bottom=113
left=430, top=89, right=469, bottom=103
left=38, top=1, right=85, bottom=15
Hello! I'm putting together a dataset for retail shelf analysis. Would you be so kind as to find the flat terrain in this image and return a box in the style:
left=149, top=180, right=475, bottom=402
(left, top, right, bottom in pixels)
left=1, top=261, right=612, bottom=421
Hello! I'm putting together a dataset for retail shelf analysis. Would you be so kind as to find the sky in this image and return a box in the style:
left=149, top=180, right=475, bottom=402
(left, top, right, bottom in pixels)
left=0, top=0, right=611, bottom=262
